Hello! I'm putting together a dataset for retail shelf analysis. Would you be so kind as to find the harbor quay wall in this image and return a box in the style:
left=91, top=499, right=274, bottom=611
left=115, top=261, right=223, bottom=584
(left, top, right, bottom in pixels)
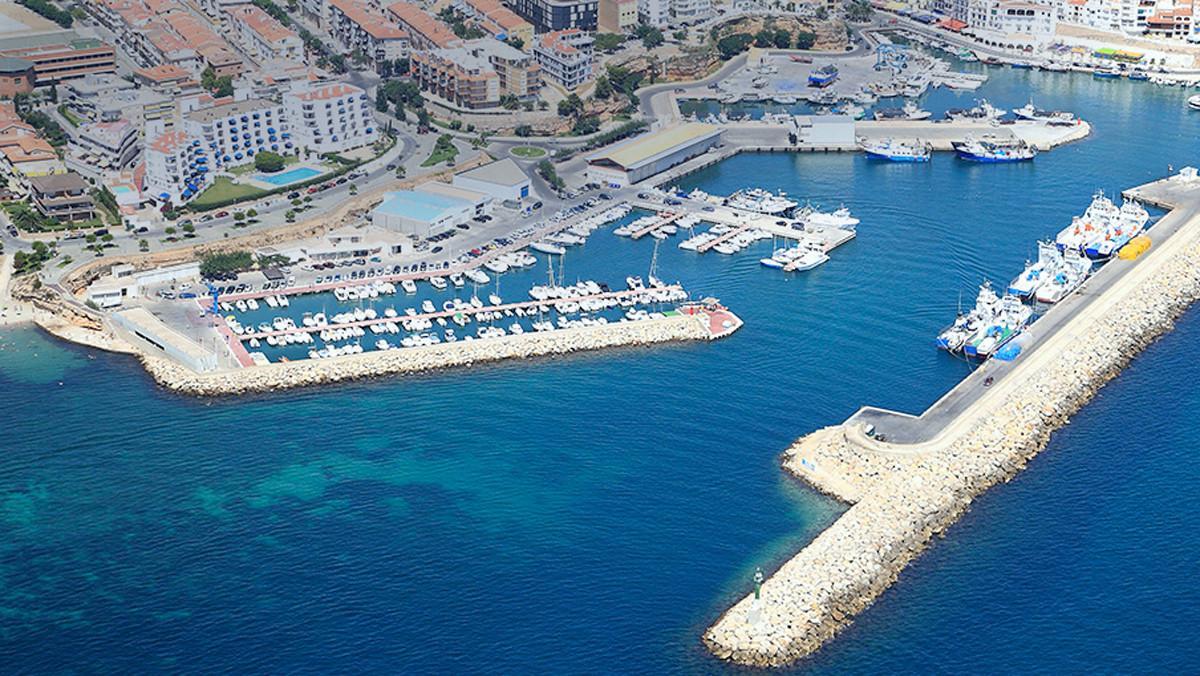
left=139, top=314, right=712, bottom=396
left=702, top=214, right=1200, bottom=667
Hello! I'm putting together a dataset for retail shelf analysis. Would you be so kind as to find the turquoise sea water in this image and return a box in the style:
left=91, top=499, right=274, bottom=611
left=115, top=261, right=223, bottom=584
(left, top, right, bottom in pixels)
left=3, top=66, right=1200, bottom=671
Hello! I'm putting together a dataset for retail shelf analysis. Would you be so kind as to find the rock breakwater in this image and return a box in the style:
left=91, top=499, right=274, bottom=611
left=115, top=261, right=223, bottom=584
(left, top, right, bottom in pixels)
left=703, top=227, right=1200, bottom=666
left=142, top=314, right=711, bottom=396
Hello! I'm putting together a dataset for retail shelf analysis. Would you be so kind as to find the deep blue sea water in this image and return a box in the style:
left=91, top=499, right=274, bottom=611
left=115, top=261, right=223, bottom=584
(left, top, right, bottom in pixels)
left=2, top=65, right=1199, bottom=672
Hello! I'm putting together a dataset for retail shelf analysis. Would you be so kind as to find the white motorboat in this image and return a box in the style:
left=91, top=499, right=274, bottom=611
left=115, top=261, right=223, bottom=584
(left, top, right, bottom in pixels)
left=429, top=276, right=448, bottom=290
left=464, top=269, right=490, bottom=285
left=401, top=279, right=417, bottom=294
left=531, top=241, right=566, bottom=255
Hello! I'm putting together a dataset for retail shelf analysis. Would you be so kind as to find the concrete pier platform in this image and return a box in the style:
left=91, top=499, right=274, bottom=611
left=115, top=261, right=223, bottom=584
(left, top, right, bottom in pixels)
left=702, top=170, right=1200, bottom=667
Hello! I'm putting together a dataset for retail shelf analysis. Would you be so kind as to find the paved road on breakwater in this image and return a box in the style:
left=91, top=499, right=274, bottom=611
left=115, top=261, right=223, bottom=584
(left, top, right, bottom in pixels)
left=851, top=177, right=1200, bottom=445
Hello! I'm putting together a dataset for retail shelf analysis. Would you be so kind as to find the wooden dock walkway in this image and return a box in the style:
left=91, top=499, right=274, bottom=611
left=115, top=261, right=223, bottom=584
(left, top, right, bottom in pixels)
left=630, top=212, right=681, bottom=240
left=696, top=224, right=753, bottom=253
left=231, top=285, right=688, bottom=342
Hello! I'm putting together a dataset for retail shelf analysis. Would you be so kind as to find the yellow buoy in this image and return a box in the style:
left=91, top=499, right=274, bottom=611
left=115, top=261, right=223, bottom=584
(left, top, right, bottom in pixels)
left=1118, top=235, right=1151, bottom=260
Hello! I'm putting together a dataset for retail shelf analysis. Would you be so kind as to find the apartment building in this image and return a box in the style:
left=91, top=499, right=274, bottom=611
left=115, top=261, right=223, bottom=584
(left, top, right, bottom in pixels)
left=0, top=32, right=117, bottom=85
left=508, top=0, right=598, bottom=31
left=598, top=0, right=638, bottom=32
left=183, top=98, right=293, bottom=170
left=283, top=82, right=378, bottom=155
left=532, top=29, right=594, bottom=89
left=453, top=0, right=536, bottom=46
left=386, top=2, right=463, bottom=49
left=75, top=119, right=141, bottom=170
left=144, top=129, right=212, bottom=204
left=670, top=0, right=711, bottom=22
left=410, top=39, right=541, bottom=109
left=226, top=5, right=303, bottom=61
left=28, top=173, right=97, bottom=223
left=328, top=0, right=411, bottom=74
left=638, top=0, right=669, bottom=27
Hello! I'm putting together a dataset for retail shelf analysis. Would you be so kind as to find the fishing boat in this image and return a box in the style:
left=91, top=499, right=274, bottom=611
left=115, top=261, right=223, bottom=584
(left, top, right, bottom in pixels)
left=963, top=294, right=1033, bottom=359
left=1007, top=241, right=1061, bottom=297
left=1055, top=190, right=1149, bottom=259
left=1011, top=100, right=1076, bottom=124
left=944, top=99, right=1006, bottom=121
left=1093, top=66, right=1121, bottom=79
left=808, top=64, right=838, bottom=87
left=953, top=136, right=1036, bottom=162
left=1035, top=249, right=1093, bottom=304
left=872, top=101, right=933, bottom=121
left=861, top=138, right=931, bottom=162
left=1084, top=200, right=1150, bottom=260
left=936, top=281, right=1000, bottom=352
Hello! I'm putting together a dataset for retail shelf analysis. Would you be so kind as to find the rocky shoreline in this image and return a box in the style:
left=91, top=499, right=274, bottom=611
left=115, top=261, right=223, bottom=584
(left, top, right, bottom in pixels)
left=141, top=314, right=711, bottom=396
left=703, top=229, right=1200, bottom=665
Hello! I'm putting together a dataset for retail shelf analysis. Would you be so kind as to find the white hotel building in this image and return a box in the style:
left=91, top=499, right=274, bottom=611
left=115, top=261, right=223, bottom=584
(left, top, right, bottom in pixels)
left=282, top=82, right=378, bottom=156
left=182, top=98, right=295, bottom=171
left=144, top=130, right=212, bottom=204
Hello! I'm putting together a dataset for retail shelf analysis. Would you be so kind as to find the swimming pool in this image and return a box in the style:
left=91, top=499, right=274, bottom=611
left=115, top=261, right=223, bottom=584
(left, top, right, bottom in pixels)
left=256, top=167, right=323, bottom=186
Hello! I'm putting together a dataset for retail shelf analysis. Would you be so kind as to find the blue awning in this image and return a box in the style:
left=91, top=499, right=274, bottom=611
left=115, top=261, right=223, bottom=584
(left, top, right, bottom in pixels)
left=270, top=144, right=278, bottom=150
left=242, top=133, right=250, bottom=139
left=235, top=152, right=243, bottom=159
left=158, top=192, right=170, bottom=200
left=182, top=188, right=193, bottom=197
left=197, top=157, right=207, bottom=163
left=223, top=155, right=231, bottom=162
left=268, top=127, right=275, bottom=133
left=281, top=132, right=290, bottom=138
left=284, top=142, right=293, bottom=148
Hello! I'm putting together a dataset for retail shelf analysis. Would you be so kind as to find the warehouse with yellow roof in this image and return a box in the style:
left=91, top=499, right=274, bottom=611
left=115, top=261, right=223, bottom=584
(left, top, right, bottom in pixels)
left=585, top=123, right=723, bottom=187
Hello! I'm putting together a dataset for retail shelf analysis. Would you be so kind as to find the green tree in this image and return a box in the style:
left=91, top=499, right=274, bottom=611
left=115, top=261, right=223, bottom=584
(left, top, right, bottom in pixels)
left=233, top=212, right=246, bottom=226
left=594, top=33, right=625, bottom=53
left=773, top=29, right=791, bottom=49
left=594, top=74, right=613, bottom=100
left=514, top=124, right=533, bottom=137
left=285, top=209, right=296, bottom=223
left=254, top=150, right=285, bottom=172
left=636, top=26, right=664, bottom=49
left=717, top=34, right=754, bottom=60
left=246, top=208, right=258, bottom=219
left=506, top=36, right=524, bottom=50
left=794, top=31, right=817, bottom=50
left=181, top=223, right=195, bottom=237
left=571, top=116, right=600, bottom=135
left=536, top=159, right=564, bottom=191
left=557, top=93, right=584, bottom=118
left=754, top=30, right=774, bottom=48
left=139, top=239, right=149, bottom=252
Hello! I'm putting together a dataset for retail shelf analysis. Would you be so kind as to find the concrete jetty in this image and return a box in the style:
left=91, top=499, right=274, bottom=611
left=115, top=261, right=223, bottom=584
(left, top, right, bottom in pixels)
left=137, top=303, right=741, bottom=396
left=702, top=171, right=1200, bottom=667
